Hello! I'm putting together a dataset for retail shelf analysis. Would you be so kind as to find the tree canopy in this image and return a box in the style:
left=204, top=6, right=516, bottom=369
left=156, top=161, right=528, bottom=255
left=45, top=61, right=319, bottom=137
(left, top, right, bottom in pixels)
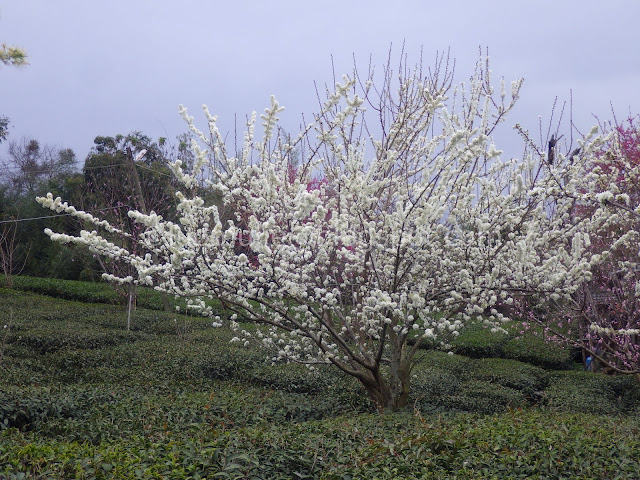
left=37, top=52, right=622, bottom=409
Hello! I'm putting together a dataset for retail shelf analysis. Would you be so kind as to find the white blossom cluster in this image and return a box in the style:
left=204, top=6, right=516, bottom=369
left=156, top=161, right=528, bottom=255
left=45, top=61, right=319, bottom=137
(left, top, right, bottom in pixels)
left=590, top=324, right=640, bottom=336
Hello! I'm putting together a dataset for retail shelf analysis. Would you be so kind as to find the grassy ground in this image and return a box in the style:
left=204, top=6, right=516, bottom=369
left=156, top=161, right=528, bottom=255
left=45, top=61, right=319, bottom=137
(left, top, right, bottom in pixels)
left=1, top=283, right=640, bottom=479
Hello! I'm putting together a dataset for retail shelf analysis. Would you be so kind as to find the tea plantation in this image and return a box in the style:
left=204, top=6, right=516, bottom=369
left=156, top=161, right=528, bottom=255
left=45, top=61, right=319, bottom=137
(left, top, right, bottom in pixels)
left=1, top=278, right=640, bottom=479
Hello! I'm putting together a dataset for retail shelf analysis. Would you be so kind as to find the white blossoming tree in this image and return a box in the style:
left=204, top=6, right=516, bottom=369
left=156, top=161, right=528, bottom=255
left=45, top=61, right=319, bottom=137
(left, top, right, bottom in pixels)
left=38, top=52, right=605, bottom=409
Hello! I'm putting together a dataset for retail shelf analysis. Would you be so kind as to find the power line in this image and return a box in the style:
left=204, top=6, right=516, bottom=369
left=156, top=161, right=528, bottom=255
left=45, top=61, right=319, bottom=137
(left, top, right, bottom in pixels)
left=138, top=163, right=174, bottom=177
left=2, top=163, right=128, bottom=174
left=0, top=213, right=77, bottom=224
left=0, top=162, right=174, bottom=178
left=0, top=205, right=132, bottom=225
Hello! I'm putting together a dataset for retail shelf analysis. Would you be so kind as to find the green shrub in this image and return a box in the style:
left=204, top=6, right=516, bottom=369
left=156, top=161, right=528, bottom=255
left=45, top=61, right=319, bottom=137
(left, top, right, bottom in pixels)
left=6, top=275, right=229, bottom=316
left=5, top=289, right=640, bottom=479
left=472, top=357, right=549, bottom=396
left=543, top=371, right=620, bottom=414
left=419, top=350, right=473, bottom=377
left=450, top=322, right=509, bottom=358
left=3, top=410, right=640, bottom=479
left=450, top=320, right=578, bottom=371
left=410, top=369, right=463, bottom=413
left=503, top=334, right=574, bottom=370
left=411, top=353, right=540, bottom=413
left=441, top=380, right=528, bottom=413
left=411, top=355, right=551, bottom=413
left=0, top=386, right=106, bottom=432
left=12, top=329, right=143, bottom=355
left=8, top=276, right=118, bottom=304
left=604, top=374, right=640, bottom=412
left=195, top=344, right=267, bottom=381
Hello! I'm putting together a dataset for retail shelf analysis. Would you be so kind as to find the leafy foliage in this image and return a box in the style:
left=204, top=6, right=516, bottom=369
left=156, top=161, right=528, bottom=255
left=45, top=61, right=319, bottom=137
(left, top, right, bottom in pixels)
left=451, top=321, right=574, bottom=369
left=2, top=409, right=640, bottom=479
left=0, top=116, right=9, bottom=144
left=2, top=288, right=640, bottom=478
left=450, top=321, right=510, bottom=358
left=502, top=335, right=574, bottom=370
left=0, top=44, right=27, bottom=67
left=0, top=136, right=81, bottom=281
left=2, top=275, right=228, bottom=315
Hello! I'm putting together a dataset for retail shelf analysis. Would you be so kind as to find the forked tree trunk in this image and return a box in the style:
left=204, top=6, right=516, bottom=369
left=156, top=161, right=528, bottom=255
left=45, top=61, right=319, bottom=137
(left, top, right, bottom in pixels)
left=360, top=368, right=393, bottom=411
left=357, top=360, right=412, bottom=411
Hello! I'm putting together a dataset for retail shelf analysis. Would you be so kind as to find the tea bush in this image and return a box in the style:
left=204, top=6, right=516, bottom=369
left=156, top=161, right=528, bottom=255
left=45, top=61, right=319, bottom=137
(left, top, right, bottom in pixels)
left=11, top=329, right=143, bottom=355
left=606, top=374, right=640, bottom=412
left=0, top=386, right=108, bottom=432
left=544, top=371, right=623, bottom=414
left=3, top=410, right=640, bottom=479
left=417, top=350, right=474, bottom=376
left=446, top=380, right=528, bottom=413
left=6, top=276, right=118, bottom=304
left=451, top=321, right=575, bottom=370
left=4, top=275, right=229, bottom=315
left=3, top=288, right=640, bottom=478
left=502, top=334, right=574, bottom=370
left=472, top=357, right=549, bottom=396
left=450, top=321, right=509, bottom=358
left=411, top=358, right=538, bottom=414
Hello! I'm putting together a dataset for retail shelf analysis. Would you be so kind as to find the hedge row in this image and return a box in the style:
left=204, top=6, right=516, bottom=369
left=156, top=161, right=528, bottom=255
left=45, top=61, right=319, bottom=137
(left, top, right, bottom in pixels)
left=3, top=290, right=640, bottom=478
left=5, top=276, right=578, bottom=370
left=3, top=336, right=639, bottom=432
left=2, top=275, right=224, bottom=314
left=2, top=410, right=640, bottom=479
left=449, top=321, right=576, bottom=370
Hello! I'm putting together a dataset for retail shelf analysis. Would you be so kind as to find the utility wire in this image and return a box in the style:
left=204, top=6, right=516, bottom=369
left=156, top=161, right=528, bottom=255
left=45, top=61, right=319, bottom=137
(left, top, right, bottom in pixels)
left=0, top=213, right=80, bottom=224
left=0, top=205, right=132, bottom=225
left=0, top=162, right=174, bottom=178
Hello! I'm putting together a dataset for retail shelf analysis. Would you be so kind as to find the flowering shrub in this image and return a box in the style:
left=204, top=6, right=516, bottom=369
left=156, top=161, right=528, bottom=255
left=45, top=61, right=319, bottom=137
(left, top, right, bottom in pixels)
left=545, top=116, right=640, bottom=381
left=37, top=52, right=608, bottom=409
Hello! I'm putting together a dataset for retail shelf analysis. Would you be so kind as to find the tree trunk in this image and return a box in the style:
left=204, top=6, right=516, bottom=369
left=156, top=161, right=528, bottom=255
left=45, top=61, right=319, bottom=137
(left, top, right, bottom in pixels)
left=391, top=369, right=411, bottom=410
left=161, top=291, right=171, bottom=312
left=358, top=362, right=411, bottom=411
left=389, top=335, right=412, bottom=410
left=363, top=381, right=393, bottom=411
left=127, top=284, right=134, bottom=332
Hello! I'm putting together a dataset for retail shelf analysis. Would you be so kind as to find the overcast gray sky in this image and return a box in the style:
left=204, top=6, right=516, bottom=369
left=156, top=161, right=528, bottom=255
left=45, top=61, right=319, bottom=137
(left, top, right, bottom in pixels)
left=2, top=1, right=639, bottom=164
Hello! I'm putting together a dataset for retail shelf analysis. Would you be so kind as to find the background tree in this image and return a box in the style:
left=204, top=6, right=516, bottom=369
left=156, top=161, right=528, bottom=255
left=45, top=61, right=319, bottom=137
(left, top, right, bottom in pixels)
left=69, top=132, right=178, bottom=312
left=1, top=137, right=76, bottom=196
left=0, top=209, right=28, bottom=287
left=532, top=114, right=640, bottom=382
left=0, top=137, right=80, bottom=279
left=38, top=52, right=606, bottom=410
left=0, top=116, right=9, bottom=144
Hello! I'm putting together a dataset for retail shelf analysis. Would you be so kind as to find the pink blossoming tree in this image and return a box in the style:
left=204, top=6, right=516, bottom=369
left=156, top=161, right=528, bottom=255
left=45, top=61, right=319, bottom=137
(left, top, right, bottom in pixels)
left=539, top=115, right=640, bottom=381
